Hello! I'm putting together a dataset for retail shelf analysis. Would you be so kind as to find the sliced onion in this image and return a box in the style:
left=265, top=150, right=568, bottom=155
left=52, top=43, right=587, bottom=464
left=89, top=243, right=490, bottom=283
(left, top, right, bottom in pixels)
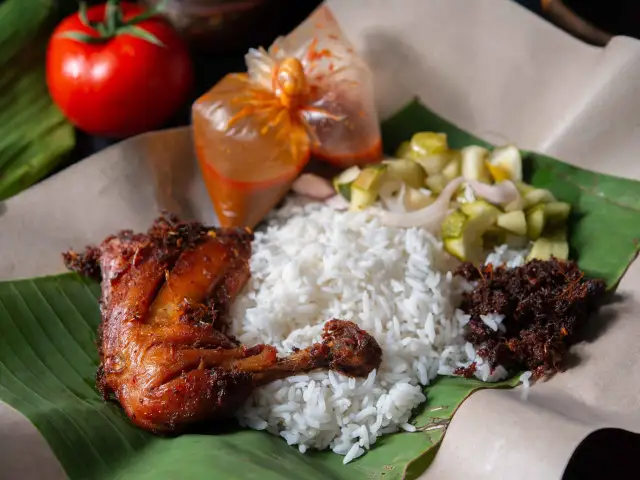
left=292, top=174, right=335, bottom=200
left=466, top=179, right=521, bottom=210
left=379, top=180, right=406, bottom=213
left=325, top=194, right=350, bottom=210
left=376, top=177, right=465, bottom=230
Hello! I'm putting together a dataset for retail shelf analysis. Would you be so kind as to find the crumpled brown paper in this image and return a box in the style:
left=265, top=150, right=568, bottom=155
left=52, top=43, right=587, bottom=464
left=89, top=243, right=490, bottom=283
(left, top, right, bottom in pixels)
left=2, top=0, right=640, bottom=478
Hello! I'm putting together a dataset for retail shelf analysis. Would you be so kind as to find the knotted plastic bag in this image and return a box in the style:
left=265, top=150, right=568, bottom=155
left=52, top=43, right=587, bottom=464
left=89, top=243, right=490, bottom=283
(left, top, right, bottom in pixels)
left=192, top=6, right=381, bottom=228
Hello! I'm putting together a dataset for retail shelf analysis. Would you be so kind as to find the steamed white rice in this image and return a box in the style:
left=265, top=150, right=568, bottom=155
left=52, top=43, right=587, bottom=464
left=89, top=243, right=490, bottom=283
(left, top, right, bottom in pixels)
left=230, top=199, right=522, bottom=462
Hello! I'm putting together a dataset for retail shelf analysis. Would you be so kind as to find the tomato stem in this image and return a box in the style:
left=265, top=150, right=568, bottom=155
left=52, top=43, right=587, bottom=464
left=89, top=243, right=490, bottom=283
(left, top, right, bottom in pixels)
left=59, top=0, right=169, bottom=46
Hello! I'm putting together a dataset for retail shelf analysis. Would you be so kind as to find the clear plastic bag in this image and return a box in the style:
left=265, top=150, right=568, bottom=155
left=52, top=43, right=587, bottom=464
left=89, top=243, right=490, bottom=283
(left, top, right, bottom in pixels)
left=192, top=6, right=381, bottom=228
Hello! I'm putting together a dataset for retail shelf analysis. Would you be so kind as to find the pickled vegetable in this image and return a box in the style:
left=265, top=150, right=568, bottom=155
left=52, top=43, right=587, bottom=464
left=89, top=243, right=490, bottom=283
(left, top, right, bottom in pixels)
left=527, top=228, right=569, bottom=261
left=461, top=146, right=491, bottom=183
left=526, top=204, right=546, bottom=240
left=410, top=132, right=448, bottom=156
left=333, top=166, right=361, bottom=201
left=383, top=158, right=426, bottom=189
left=497, top=210, right=527, bottom=236
left=487, top=145, right=523, bottom=182
left=350, top=165, right=387, bottom=211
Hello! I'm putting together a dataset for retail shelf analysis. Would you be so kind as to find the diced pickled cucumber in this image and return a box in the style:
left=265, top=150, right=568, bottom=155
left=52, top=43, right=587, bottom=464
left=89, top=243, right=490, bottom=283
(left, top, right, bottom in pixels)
left=523, top=188, right=556, bottom=208
left=526, top=205, right=546, bottom=240
left=350, top=165, right=387, bottom=211
left=442, top=210, right=467, bottom=238
left=460, top=200, right=501, bottom=222
left=425, top=174, right=448, bottom=194
left=332, top=166, right=361, bottom=200
left=443, top=208, right=498, bottom=262
left=461, top=146, right=491, bottom=183
left=544, top=201, right=571, bottom=225
left=404, top=188, right=433, bottom=211
left=516, top=181, right=535, bottom=195
left=441, top=152, right=462, bottom=180
left=497, top=210, right=527, bottom=236
left=527, top=228, right=569, bottom=261
left=487, top=145, right=523, bottom=182
left=414, top=154, right=449, bottom=176
left=395, top=141, right=413, bottom=159
left=383, top=158, right=426, bottom=189
left=352, top=165, right=387, bottom=191
left=410, top=132, right=448, bottom=156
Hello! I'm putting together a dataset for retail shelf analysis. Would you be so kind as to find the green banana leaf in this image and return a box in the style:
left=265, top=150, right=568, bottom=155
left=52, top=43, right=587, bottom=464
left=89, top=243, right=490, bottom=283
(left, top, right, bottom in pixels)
left=0, top=101, right=639, bottom=479
left=0, top=0, right=75, bottom=200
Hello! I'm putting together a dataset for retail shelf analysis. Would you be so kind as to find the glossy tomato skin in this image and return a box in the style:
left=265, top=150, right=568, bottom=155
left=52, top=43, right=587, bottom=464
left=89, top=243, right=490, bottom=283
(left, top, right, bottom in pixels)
left=46, top=2, right=194, bottom=138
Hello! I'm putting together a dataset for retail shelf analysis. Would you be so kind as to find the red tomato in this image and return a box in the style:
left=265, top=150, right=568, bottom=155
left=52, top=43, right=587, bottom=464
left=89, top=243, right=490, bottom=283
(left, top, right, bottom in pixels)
left=46, top=2, right=194, bottom=138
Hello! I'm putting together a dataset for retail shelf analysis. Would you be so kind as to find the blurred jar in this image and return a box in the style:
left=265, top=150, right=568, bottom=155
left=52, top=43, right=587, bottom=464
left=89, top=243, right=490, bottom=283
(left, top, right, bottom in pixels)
left=140, top=0, right=284, bottom=53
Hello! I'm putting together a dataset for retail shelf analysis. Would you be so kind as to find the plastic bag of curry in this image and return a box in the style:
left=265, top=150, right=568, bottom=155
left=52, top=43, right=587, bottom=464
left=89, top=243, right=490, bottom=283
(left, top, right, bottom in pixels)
left=192, top=6, right=382, bottom=228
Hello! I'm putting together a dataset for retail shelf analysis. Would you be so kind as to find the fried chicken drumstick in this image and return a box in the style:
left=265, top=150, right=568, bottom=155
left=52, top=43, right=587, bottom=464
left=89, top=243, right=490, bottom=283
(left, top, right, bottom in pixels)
left=64, top=216, right=382, bottom=433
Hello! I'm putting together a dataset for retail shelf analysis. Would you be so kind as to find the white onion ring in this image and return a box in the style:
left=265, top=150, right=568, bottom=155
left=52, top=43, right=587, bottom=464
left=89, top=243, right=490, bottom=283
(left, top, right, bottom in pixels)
left=376, top=177, right=465, bottom=230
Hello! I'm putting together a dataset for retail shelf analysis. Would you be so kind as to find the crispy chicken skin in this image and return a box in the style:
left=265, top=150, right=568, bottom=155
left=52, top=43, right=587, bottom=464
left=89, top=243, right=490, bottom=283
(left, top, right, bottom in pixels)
left=64, top=216, right=382, bottom=434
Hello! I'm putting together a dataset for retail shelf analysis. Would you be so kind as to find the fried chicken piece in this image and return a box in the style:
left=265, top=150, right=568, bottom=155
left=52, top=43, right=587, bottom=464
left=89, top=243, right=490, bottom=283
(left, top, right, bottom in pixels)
left=64, top=216, right=382, bottom=433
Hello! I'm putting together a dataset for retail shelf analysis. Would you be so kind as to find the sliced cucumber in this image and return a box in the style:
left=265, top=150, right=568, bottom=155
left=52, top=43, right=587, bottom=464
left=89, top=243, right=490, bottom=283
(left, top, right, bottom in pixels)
left=383, top=158, right=426, bottom=188
left=425, top=173, right=448, bottom=194
left=487, top=145, right=523, bottom=182
left=526, top=204, right=546, bottom=240
left=332, top=166, right=361, bottom=200
left=461, top=145, right=491, bottom=183
left=442, top=210, right=467, bottom=238
left=523, top=188, right=556, bottom=208
left=460, top=199, right=501, bottom=222
left=395, top=141, right=413, bottom=159
left=441, top=151, right=462, bottom=180
left=443, top=208, right=498, bottom=263
left=516, top=181, right=535, bottom=195
left=544, top=201, right=571, bottom=225
left=413, top=153, right=449, bottom=176
left=350, top=165, right=387, bottom=211
left=404, top=188, right=433, bottom=211
left=527, top=228, right=569, bottom=261
left=410, top=132, right=448, bottom=156
left=497, top=210, right=527, bottom=236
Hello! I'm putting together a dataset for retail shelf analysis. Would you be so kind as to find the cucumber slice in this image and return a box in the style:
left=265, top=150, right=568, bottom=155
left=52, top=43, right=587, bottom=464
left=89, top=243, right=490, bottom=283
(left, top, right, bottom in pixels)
left=410, top=132, right=448, bottom=156
left=395, top=141, right=413, bottom=159
left=441, top=152, right=462, bottom=180
left=442, top=210, right=467, bottom=238
left=461, top=145, right=491, bottom=183
left=523, top=188, right=556, bottom=208
left=404, top=188, right=433, bottom=211
left=544, top=201, right=571, bottom=225
left=526, top=204, right=546, bottom=240
left=413, top=153, right=449, bottom=176
left=497, top=210, right=527, bottom=236
left=516, top=181, right=535, bottom=195
left=443, top=207, right=498, bottom=262
left=487, top=145, right=523, bottom=182
left=527, top=228, right=569, bottom=261
left=460, top=200, right=501, bottom=222
left=383, top=158, right=426, bottom=189
left=332, top=166, right=361, bottom=200
left=350, top=165, right=387, bottom=211
left=425, top=173, right=448, bottom=194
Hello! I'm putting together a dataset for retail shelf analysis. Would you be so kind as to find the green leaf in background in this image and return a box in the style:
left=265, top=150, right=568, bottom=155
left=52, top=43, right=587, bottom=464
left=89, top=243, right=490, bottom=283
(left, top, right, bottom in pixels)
left=1, top=100, right=638, bottom=479
left=382, top=100, right=640, bottom=288
left=0, top=0, right=75, bottom=200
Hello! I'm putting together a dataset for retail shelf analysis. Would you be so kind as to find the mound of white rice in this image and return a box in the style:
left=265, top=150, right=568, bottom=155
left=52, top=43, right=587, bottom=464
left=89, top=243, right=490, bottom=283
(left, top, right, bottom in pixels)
left=230, top=199, right=521, bottom=463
